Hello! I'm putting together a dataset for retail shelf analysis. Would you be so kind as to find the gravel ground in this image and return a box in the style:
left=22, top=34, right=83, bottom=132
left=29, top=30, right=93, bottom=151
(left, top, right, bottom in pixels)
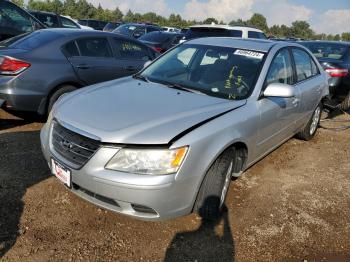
left=0, top=109, right=350, bottom=262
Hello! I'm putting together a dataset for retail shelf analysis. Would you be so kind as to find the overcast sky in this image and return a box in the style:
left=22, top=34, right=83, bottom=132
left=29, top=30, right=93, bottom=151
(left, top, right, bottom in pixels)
left=87, top=0, right=350, bottom=34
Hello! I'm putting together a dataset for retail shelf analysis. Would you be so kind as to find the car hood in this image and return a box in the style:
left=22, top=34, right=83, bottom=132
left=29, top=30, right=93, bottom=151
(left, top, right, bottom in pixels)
left=55, top=77, right=246, bottom=145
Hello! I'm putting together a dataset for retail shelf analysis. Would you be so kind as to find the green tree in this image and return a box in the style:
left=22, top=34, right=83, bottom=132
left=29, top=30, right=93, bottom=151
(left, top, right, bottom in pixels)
left=124, top=9, right=134, bottom=22
left=334, top=34, right=341, bottom=41
left=229, top=18, right=247, bottom=26
left=11, top=0, right=24, bottom=8
left=290, top=20, right=314, bottom=39
left=112, top=7, right=123, bottom=21
left=203, top=17, right=218, bottom=24
left=342, top=32, right=350, bottom=41
left=248, top=13, right=268, bottom=32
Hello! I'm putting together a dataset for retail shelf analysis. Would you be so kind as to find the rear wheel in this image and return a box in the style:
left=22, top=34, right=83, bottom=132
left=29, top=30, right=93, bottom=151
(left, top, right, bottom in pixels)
left=193, top=147, right=236, bottom=220
left=47, top=85, right=77, bottom=114
left=297, top=102, right=322, bottom=141
left=338, top=91, right=350, bottom=111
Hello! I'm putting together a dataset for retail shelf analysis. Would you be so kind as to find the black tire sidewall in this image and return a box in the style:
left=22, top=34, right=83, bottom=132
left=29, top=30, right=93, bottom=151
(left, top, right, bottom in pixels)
left=47, top=85, right=77, bottom=115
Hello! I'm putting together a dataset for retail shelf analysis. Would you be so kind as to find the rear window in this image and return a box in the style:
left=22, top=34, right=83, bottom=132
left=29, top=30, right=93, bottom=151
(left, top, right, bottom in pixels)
left=0, top=30, right=61, bottom=50
left=185, top=28, right=242, bottom=40
left=301, top=42, right=349, bottom=60
left=139, top=32, right=170, bottom=42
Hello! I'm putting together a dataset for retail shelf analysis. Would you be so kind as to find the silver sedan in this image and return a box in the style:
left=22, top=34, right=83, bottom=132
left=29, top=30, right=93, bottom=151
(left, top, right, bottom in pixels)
left=40, top=38, right=329, bottom=221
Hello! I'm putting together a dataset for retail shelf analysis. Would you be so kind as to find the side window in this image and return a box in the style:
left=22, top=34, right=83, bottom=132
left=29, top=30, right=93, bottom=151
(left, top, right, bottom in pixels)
left=76, top=38, right=112, bottom=57
left=133, top=27, right=146, bottom=38
left=64, top=41, right=79, bottom=57
left=61, top=17, right=79, bottom=29
left=266, top=49, right=294, bottom=86
left=114, top=39, right=150, bottom=60
left=147, top=27, right=159, bottom=33
left=0, top=2, right=33, bottom=34
left=310, top=58, right=319, bottom=76
left=292, top=48, right=315, bottom=82
left=37, top=13, right=59, bottom=28
left=231, top=30, right=243, bottom=37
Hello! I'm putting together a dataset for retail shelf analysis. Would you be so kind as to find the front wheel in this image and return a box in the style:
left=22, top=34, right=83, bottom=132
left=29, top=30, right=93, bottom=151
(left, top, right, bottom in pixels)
left=193, top=148, right=235, bottom=220
left=297, top=102, right=322, bottom=141
left=47, top=85, right=77, bottom=115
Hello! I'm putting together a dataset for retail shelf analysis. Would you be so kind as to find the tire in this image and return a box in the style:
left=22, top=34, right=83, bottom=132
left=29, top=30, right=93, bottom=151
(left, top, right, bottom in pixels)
left=297, top=102, right=322, bottom=141
left=47, top=85, right=77, bottom=115
left=338, top=91, right=350, bottom=111
left=193, top=147, right=235, bottom=220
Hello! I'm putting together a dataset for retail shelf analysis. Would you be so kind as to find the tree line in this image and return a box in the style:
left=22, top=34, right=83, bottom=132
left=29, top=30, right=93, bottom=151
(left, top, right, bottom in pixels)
left=11, top=0, right=350, bottom=41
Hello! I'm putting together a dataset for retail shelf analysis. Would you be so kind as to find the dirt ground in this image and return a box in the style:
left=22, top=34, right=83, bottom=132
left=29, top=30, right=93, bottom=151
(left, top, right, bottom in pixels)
left=0, top=108, right=350, bottom=262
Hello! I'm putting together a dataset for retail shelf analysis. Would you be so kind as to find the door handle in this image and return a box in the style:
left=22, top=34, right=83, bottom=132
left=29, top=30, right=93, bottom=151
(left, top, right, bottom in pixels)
left=76, top=64, right=90, bottom=69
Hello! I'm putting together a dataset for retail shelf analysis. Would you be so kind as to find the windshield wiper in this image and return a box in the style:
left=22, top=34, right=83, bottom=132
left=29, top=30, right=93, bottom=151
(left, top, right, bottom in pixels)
left=132, top=73, right=149, bottom=82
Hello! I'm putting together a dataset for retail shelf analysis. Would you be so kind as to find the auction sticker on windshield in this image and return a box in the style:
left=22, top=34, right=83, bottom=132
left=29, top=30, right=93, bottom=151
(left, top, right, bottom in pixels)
left=51, top=159, right=71, bottom=187
left=234, top=49, right=264, bottom=59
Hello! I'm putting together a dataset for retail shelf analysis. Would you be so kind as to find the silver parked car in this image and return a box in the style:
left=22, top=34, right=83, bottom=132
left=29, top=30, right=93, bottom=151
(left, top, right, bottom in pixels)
left=41, top=38, right=329, bottom=220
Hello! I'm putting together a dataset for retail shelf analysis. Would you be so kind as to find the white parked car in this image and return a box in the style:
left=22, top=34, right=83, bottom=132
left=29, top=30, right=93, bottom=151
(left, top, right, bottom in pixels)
left=62, top=16, right=94, bottom=30
left=162, top=26, right=181, bottom=33
left=180, top=24, right=267, bottom=43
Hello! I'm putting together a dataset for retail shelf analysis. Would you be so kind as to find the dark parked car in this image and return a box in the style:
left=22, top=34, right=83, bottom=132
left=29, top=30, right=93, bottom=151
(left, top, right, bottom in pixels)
left=113, top=23, right=162, bottom=39
left=0, top=29, right=157, bottom=115
left=138, top=31, right=183, bottom=53
left=29, top=10, right=83, bottom=29
left=300, top=41, right=350, bottom=110
left=103, top=22, right=123, bottom=32
left=78, top=19, right=108, bottom=30
left=0, top=0, right=45, bottom=41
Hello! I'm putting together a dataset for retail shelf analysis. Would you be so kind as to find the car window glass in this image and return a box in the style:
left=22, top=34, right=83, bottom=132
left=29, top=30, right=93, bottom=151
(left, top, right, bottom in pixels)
left=141, top=44, right=265, bottom=100
left=0, top=2, right=33, bottom=34
left=292, top=48, right=313, bottom=82
left=64, top=41, right=79, bottom=57
left=78, top=20, right=87, bottom=26
left=76, top=38, right=112, bottom=57
left=266, top=49, right=294, bottom=85
left=177, top=48, right=196, bottom=64
left=61, top=17, right=79, bottom=29
left=231, top=30, right=243, bottom=37
left=301, top=42, right=348, bottom=60
left=114, top=39, right=149, bottom=60
left=35, top=13, right=59, bottom=28
left=147, top=27, right=160, bottom=33
left=133, top=27, right=146, bottom=38
left=248, top=31, right=266, bottom=39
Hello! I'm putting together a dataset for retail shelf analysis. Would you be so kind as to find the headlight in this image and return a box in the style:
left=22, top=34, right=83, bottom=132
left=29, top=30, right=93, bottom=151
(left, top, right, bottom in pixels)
left=105, top=146, right=188, bottom=175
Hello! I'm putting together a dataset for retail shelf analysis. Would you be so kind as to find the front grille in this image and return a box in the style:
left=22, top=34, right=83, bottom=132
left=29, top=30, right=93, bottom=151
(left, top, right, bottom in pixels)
left=51, top=122, right=100, bottom=169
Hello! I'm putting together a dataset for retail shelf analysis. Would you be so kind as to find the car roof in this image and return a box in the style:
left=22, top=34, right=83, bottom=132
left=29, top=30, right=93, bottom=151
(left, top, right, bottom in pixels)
left=184, top=37, right=278, bottom=52
left=299, top=40, right=350, bottom=46
left=189, top=24, right=263, bottom=32
left=34, top=28, right=125, bottom=38
left=28, top=9, right=56, bottom=15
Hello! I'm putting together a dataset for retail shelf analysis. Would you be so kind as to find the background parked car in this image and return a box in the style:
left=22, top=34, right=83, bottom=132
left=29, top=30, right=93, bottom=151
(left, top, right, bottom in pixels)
left=162, top=26, right=180, bottom=33
left=29, top=10, right=91, bottom=30
left=113, top=23, right=163, bottom=39
left=180, top=25, right=267, bottom=43
left=0, top=0, right=45, bottom=41
left=78, top=19, right=108, bottom=30
left=0, top=29, right=157, bottom=115
left=300, top=41, right=350, bottom=110
left=103, top=22, right=123, bottom=32
left=138, top=31, right=184, bottom=53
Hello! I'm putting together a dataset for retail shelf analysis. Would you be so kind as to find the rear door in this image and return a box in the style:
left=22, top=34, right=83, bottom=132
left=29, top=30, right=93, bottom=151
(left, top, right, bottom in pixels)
left=110, top=38, right=153, bottom=76
left=291, top=47, right=324, bottom=128
left=65, top=37, right=125, bottom=85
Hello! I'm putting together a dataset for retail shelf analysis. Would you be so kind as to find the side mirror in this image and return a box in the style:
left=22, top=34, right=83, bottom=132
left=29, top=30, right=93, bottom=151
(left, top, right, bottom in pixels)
left=263, top=83, right=295, bottom=98
left=143, top=60, right=152, bottom=68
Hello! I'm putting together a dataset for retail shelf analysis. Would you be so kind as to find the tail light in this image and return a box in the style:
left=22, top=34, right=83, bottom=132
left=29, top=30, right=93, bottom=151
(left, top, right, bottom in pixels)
left=0, top=56, right=31, bottom=75
left=325, top=68, right=348, bottom=78
left=151, top=46, right=163, bottom=53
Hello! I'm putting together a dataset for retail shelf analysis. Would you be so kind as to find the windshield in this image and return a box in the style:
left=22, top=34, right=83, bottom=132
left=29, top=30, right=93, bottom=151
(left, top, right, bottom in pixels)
left=140, top=44, right=265, bottom=100
left=185, top=28, right=242, bottom=40
left=114, top=24, right=139, bottom=35
left=301, top=42, right=349, bottom=60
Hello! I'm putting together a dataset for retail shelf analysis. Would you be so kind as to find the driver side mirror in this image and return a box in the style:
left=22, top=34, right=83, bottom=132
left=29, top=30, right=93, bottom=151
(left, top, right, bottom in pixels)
left=263, top=83, right=295, bottom=98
